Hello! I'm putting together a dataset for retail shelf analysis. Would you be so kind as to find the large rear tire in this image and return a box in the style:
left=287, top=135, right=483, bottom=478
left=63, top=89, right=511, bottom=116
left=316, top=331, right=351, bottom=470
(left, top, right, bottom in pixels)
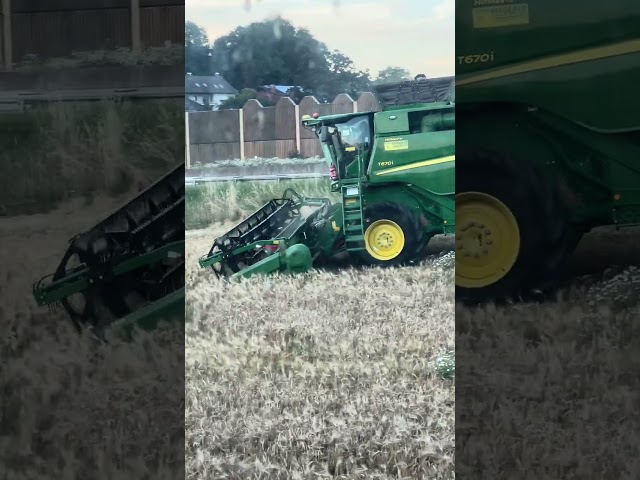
left=356, top=202, right=428, bottom=267
left=456, top=148, right=574, bottom=303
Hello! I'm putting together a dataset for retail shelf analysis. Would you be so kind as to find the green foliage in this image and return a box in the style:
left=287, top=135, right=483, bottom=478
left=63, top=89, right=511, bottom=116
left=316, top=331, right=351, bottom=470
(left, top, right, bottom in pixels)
left=284, top=86, right=310, bottom=104
left=373, top=66, right=412, bottom=84
left=320, top=49, right=371, bottom=101
left=186, top=20, right=209, bottom=47
left=217, top=88, right=277, bottom=110
left=186, top=20, right=213, bottom=75
left=187, top=17, right=372, bottom=101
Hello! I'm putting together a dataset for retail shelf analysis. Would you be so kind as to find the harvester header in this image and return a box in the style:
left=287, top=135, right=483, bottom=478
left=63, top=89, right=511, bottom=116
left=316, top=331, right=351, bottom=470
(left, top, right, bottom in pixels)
left=32, top=162, right=185, bottom=337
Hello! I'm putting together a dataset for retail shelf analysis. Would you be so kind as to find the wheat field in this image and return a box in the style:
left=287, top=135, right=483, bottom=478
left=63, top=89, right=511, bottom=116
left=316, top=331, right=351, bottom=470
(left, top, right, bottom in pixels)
left=0, top=100, right=183, bottom=215
left=185, top=189, right=456, bottom=479
left=6, top=168, right=634, bottom=478
left=185, top=178, right=338, bottom=229
left=455, top=225, right=640, bottom=478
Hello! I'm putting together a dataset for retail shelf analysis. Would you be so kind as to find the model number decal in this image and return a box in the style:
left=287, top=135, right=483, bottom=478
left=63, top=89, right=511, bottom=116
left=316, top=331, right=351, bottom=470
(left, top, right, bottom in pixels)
left=472, top=4, right=530, bottom=29
left=457, top=52, right=495, bottom=65
left=383, top=140, right=409, bottom=151
left=378, top=161, right=394, bottom=167
left=473, top=0, right=516, bottom=5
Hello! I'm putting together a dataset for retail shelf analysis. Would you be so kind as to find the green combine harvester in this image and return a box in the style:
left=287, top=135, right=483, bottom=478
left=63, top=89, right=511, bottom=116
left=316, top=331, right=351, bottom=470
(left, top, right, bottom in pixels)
left=32, top=162, right=185, bottom=337
left=456, top=1, right=640, bottom=302
left=199, top=77, right=455, bottom=280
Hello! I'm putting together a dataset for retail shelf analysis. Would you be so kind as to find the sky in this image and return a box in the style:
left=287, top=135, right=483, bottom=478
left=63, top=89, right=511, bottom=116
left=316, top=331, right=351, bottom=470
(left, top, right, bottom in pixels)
left=185, top=0, right=454, bottom=79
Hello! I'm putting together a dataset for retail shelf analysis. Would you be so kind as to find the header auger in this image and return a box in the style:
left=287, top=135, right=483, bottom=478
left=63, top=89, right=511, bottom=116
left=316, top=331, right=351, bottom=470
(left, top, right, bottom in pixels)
left=33, top=162, right=185, bottom=338
left=199, top=76, right=456, bottom=281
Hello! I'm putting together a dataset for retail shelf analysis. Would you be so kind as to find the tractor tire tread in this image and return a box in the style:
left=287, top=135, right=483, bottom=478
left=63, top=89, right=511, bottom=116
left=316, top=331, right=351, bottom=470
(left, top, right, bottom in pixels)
left=456, top=147, right=565, bottom=303
left=356, top=202, right=428, bottom=268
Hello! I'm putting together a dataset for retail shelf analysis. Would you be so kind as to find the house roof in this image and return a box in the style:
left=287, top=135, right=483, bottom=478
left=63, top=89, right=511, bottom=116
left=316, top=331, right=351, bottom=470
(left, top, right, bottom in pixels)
left=185, top=74, right=237, bottom=94
left=185, top=97, right=208, bottom=111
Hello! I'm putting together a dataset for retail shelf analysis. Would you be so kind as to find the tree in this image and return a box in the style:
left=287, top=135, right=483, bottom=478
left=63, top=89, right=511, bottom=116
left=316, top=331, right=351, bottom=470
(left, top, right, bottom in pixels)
left=373, top=66, right=411, bottom=84
left=186, top=21, right=213, bottom=75
left=209, top=16, right=371, bottom=101
left=217, top=88, right=277, bottom=110
left=319, top=50, right=371, bottom=102
left=285, top=86, right=312, bottom=104
left=186, top=21, right=209, bottom=47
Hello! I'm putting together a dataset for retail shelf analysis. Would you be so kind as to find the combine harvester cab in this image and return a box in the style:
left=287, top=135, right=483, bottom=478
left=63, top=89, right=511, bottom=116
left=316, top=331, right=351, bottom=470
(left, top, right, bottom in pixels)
left=33, top=162, right=185, bottom=337
left=199, top=76, right=455, bottom=280
left=456, top=1, right=640, bottom=302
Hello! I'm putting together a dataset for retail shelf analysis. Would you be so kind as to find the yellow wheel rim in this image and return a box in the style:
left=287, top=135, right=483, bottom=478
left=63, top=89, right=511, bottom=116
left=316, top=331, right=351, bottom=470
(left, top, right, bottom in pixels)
left=364, top=219, right=405, bottom=261
left=455, top=192, right=521, bottom=288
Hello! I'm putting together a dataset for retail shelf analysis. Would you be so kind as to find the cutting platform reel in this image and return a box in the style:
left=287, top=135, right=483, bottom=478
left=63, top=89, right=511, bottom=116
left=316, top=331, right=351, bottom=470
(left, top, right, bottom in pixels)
left=199, top=189, right=345, bottom=281
left=33, top=162, right=185, bottom=336
left=38, top=241, right=185, bottom=334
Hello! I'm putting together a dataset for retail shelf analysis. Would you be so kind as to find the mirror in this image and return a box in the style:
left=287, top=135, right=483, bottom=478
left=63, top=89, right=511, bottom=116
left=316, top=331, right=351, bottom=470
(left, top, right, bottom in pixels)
left=319, top=126, right=331, bottom=144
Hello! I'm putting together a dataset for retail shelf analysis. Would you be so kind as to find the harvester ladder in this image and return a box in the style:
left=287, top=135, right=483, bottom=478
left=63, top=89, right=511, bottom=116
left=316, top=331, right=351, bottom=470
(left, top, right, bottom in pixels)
left=341, top=180, right=366, bottom=252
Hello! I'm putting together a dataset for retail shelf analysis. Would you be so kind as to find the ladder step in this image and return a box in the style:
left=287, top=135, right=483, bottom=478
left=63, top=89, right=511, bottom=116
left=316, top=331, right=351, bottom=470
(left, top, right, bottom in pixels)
left=341, top=181, right=364, bottom=250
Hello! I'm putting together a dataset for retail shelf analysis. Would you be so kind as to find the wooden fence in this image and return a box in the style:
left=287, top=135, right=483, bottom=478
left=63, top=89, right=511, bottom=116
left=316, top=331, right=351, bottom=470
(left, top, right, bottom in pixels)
left=186, top=92, right=382, bottom=167
left=1, top=0, right=184, bottom=70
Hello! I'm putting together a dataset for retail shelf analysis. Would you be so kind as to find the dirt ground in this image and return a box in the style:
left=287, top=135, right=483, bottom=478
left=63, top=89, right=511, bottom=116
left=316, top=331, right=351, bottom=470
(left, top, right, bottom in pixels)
left=566, top=225, right=640, bottom=276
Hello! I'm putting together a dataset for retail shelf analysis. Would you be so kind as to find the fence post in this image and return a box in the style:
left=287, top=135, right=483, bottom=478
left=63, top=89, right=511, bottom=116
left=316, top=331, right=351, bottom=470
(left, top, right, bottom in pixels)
left=131, top=0, right=141, bottom=54
left=2, top=0, right=12, bottom=71
left=238, top=108, right=245, bottom=160
left=294, top=104, right=301, bottom=155
left=353, top=97, right=358, bottom=112
left=185, top=112, right=190, bottom=169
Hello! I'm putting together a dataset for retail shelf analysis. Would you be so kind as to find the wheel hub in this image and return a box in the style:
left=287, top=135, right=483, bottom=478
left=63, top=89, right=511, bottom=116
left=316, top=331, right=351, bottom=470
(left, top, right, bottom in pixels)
left=365, top=219, right=405, bottom=261
left=456, top=221, right=494, bottom=259
left=455, top=192, right=520, bottom=288
left=375, top=231, right=395, bottom=248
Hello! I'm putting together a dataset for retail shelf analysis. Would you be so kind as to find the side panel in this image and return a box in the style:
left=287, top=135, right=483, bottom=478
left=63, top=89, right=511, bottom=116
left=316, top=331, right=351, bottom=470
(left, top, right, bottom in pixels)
left=456, top=108, right=640, bottom=227
left=456, top=0, right=640, bottom=132
left=457, top=1, right=640, bottom=74
left=368, top=129, right=455, bottom=196
left=374, top=111, right=410, bottom=135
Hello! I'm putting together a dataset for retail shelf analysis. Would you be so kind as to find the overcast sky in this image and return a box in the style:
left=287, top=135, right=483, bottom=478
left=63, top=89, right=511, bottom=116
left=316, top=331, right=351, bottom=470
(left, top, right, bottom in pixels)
left=186, top=0, right=454, bottom=79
